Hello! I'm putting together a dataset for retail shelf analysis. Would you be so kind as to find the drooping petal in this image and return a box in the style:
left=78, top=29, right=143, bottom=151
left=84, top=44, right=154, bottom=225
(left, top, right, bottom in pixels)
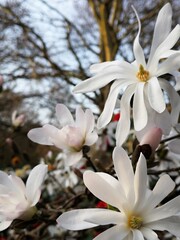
left=132, top=229, right=145, bottom=240
left=27, top=128, right=53, bottom=145
left=168, top=139, right=180, bottom=154
left=148, top=3, right=172, bottom=64
left=140, top=227, right=160, bottom=240
left=90, top=60, right=122, bottom=74
left=132, top=7, right=146, bottom=67
left=133, top=82, right=147, bottom=131
left=83, top=170, right=123, bottom=210
left=25, top=164, right=48, bottom=206
left=147, top=77, right=165, bottom=113
left=146, top=216, right=180, bottom=237
left=157, top=54, right=180, bottom=76
left=57, top=209, right=99, bottom=230
left=0, top=221, right=12, bottom=231
left=116, top=84, right=136, bottom=146
left=94, top=225, right=129, bottom=240
left=113, top=147, right=135, bottom=207
left=56, top=104, right=74, bottom=127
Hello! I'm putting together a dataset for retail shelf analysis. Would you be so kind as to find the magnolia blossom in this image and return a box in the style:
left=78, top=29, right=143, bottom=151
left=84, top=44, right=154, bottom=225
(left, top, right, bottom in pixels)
left=0, top=164, right=47, bottom=231
left=74, top=3, right=180, bottom=146
left=28, top=104, right=98, bottom=166
left=57, top=147, right=180, bottom=239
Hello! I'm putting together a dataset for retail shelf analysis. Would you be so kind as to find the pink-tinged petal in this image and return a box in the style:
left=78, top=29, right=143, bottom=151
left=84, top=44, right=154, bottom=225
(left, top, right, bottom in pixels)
left=94, top=225, right=129, bottom=240
left=90, top=60, right=122, bottom=74
left=56, top=104, right=74, bottom=127
left=84, top=132, right=98, bottom=146
left=57, top=209, right=99, bottom=230
left=27, top=128, right=53, bottom=145
left=25, top=164, right=48, bottom=206
left=75, top=106, right=86, bottom=132
left=73, top=63, right=136, bottom=93
left=148, top=24, right=180, bottom=74
left=132, top=229, right=144, bottom=240
left=97, top=79, right=135, bottom=129
left=65, top=151, right=83, bottom=166
left=157, top=53, right=180, bottom=76
left=144, top=196, right=180, bottom=223
left=134, top=154, right=147, bottom=210
left=168, top=139, right=180, bottom=154
left=83, top=170, right=124, bottom=210
left=159, top=79, right=180, bottom=125
left=147, top=77, right=165, bottom=113
left=146, top=216, right=180, bottom=237
left=148, top=3, right=172, bottom=64
left=113, top=147, right=135, bottom=207
left=133, top=82, right=147, bottom=131
left=84, top=109, right=95, bottom=134
left=9, top=175, right=26, bottom=200
left=144, top=174, right=175, bottom=212
left=0, top=221, right=12, bottom=231
left=116, top=84, right=136, bottom=146
left=132, top=7, right=146, bottom=67
left=140, top=227, right=159, bottom=240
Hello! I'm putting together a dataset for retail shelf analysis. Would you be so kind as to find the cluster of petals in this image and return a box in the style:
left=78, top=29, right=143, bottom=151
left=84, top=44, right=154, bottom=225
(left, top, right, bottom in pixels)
left=28, top=104, right=98, bottom=166
left=57, top=147, right=180, bottom=240
left=0, top=164, right=47, bottom=231
left=73, top=3, right=180, bottom=146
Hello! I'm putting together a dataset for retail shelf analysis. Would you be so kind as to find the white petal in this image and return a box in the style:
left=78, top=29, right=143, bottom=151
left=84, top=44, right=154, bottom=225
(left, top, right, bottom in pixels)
left=157, top=53, right=180, bottom=76
left=133, top=82, right=147, bottom=131
left=25, top=164, right=48, bottom=206
left=94, top=225, right=129, bottom=240
left=140, top=227, right=159, bottom=240
left=144, top=196, right=180, bottom=223
left=0, top=221, right=12, bottom=231
left=90, top=60, right=122, bottom=74
left=147, top=77, right=165, bottom=113
left=168, top=139, right=180, bottom=154
left=75, top=106, right=86, bottom=132
left=27, top=128, right=53, bottom=145
left=132, top=7, right=146, bottom=67
left=9, top=175, right=26, bottom=200
left=134, top=154, right=147, bottom=210
left=147, top=216, right=180, bottom=237
left=84, top=109, right=95, bottom=134
left=116, top=84, right=136, bottom=146
left=84, top=132, right=98, bottom=146
left=83, top=170, right=123, bottom=210
left=132, top=229, right=144, bottom=240
left=56, top=104, right=74, bottom=127
left=57, top=209, right=99, bottom=230
left=148, top=3, right=172, bottom=64
left=113, top=147, right=135, bottom=208
left=65, top=151, right=83, bottom=166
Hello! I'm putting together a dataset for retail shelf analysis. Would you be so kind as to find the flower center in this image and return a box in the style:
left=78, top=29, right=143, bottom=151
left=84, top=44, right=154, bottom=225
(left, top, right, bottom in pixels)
left=136, top=64, right=149, bottom=82
left=128, top=215, right=143, bottom=229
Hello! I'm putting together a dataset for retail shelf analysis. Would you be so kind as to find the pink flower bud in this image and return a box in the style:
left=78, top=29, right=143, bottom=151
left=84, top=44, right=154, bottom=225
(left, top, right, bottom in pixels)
left=140, top=127, right=163, bottom=152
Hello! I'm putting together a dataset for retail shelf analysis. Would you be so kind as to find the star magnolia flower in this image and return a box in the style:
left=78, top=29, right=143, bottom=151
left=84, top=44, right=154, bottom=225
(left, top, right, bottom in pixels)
left=57, top=147, right=180, bottom=240
left=0, top=164, right=47, bottom=231
left=28, top=104, right=98, bottom=166
left=73, top=3, right=180, bottom=146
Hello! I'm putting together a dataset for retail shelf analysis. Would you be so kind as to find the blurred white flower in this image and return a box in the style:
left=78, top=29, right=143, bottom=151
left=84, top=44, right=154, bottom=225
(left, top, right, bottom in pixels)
left=11, top=111, right=25, bottom=128
left=74, top=3, right=180, bottom=146
left=28, top=104, right=98, bottom=166
left=0, top=164, right=47, bottom=231
left=167, top=123, right=180, bottom=154
left=57, top=147, right=180, bottom=239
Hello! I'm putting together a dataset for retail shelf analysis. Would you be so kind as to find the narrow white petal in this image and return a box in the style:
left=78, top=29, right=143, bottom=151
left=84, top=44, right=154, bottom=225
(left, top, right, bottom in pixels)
left=157, top=53, right=180, bottom=76
left=133, top=83, right=147, bottom=131
left=116, top=84, right=136, bottom=146
left=148, top=3, right=172, bottom=63
left=84, top=109, right=95, bottom=134
left=140, top=227, right=159, bottom=240
left=75, top=106, right=86, bottom=132
left=90, top=60, right=122, bottom=74
left=147, top=77, right=165, bottom=113
left=94, top=225, right=129, bottom=240
left=57, top=209, right=99, bottom=230
left=132, top=7, right=146, bottom=67
left=146, top=216, right=180, bottom=237
left=168, top=139, right=180, bottom=154
left=132, top=229, right=144, bottom=240
left=26, top=164, right=48, bottom=206
left=27, top=128, right=53, bottom=145
left=56, top=104, right=74, bottom=127
left=113, top=147, right=135, bottom=207
left=83, top=170, right=123, bottom=210
left=0, top=221, right=12, bottom=231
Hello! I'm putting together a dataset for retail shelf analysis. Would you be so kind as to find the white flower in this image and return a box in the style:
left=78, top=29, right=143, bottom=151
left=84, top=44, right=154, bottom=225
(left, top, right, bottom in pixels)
left=0, top=164, right=47, bottom=231
left=28, top=104, right=98, bottom=166
left=73, top=3, right=180, bottom=146
left=57, top=147, right=180, bottom=240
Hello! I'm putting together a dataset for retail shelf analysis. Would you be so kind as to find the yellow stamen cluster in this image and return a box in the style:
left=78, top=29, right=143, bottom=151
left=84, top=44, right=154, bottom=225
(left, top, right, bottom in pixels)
left=128, top=215, right=143, bottom=229
left=136, top=64, right=149, bottom=82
